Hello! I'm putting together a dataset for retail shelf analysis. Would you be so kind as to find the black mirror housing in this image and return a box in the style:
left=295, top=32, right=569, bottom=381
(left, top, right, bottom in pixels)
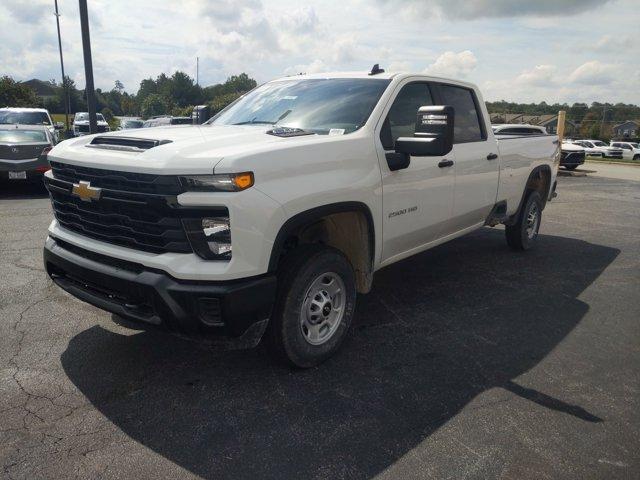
left=395, top=105, right=454, bottom=157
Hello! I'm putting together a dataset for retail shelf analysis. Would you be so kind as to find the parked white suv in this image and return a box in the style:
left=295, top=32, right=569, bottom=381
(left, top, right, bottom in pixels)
left=72, top=112, right=110, bottom=136
left=43, top=70, right=559, bottom=367
left=573, top=139, right=623, bottom=159
left=610, top=141, right=640, bottom=160
left=0, top=107, right=61, bottom=142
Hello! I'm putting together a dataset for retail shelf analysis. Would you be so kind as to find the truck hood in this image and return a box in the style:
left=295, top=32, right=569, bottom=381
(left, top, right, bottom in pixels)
left=48, top=124, right=343, bottom=175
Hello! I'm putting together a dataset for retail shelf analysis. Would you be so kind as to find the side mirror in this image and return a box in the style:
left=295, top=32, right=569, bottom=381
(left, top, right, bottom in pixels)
left=395, top=105, right=454, bottom=157
left=54, top=122, right=64, bottom=130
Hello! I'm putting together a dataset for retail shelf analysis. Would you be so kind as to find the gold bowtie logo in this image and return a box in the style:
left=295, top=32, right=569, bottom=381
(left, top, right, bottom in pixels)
left=71, top=180, right=102, bottom=202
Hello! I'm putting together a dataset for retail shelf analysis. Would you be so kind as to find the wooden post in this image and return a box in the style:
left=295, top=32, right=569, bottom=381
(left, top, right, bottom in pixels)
left=557, top=110, right=566, bottom=143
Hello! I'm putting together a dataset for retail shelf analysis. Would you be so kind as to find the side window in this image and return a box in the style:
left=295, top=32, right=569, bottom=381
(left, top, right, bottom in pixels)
left=380, top=83, right=433, bottom=150
left=438, top=84, right=484, bottom=143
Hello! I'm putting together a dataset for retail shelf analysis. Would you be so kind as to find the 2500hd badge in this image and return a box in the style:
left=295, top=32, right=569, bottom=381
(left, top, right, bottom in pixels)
left=388, top=206, right=418, bottom=219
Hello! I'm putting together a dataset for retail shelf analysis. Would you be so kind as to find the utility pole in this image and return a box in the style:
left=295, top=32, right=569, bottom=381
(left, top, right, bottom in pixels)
left=54, top=0, right=70, bottom=135
left=78, top=0, right=97, bottom=133
left=599, top=105, right=607, bottom=139
left=196, top=56, right=199, bottom=85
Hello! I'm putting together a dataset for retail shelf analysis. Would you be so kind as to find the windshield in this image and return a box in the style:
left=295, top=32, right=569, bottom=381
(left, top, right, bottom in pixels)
left=593, top=141, right=606, bottom=146
left=630, top=143, right=639, bottom=148
left=0, top=130, right=48, bottom=143
left=122, top=120, right=143, bottom=128
left=75, top=113, right=106, bottom=122
left=0, top=111, right=51, bottom=125
left=208, top=78, right=391, bottom=134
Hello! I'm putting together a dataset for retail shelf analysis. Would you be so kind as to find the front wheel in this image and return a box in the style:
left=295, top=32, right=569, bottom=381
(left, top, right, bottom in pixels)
left=633, top=154, right=640, bottom=161
left=505, top=191, right=543, bottom=251
left=264, top=244, right=356, bottom=368
left=564, top=164, right=578, bottom=170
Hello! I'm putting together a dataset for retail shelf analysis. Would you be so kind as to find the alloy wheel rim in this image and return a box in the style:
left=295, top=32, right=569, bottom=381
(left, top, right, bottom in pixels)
left=525, top=203, right=539, bottom=240
left=299, top=272, right=346, bottom=346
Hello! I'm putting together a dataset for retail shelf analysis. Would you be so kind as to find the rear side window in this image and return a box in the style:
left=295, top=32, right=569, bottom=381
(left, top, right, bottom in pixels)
left=381, top=83, right=434, bottom=149
left=438, top=85, right=484, bottom=143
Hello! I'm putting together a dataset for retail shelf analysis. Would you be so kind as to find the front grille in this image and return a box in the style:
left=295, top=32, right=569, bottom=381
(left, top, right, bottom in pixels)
left=49, top=189, right=191, bottom=253
left=561, top=151, right=585, bottom=163
left=50, top=161, right=184, bottom=195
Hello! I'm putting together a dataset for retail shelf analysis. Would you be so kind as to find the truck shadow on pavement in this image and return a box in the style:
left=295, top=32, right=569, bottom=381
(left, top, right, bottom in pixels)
left=61, top=229, right=618, bottom=479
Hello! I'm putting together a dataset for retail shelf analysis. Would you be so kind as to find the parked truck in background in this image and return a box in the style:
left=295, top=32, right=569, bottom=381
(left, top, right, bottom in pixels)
left=42, top=69, right=559, bottom=367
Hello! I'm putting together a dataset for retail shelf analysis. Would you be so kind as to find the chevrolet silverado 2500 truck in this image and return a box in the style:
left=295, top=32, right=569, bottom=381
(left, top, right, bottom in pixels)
left=43, top=70, right=559, bottom=367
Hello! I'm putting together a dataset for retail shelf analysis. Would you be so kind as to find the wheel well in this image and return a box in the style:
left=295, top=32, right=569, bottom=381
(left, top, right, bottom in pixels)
left=525, top=165, right=552, bottom=208
left=269, top=204, right=375, bottom=294
left=505, top=166, right=552, bottom=225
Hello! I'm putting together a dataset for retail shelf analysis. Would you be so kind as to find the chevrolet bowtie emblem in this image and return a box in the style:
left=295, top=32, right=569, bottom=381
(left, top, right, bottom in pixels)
left=71, top=180, right=102, bottom=202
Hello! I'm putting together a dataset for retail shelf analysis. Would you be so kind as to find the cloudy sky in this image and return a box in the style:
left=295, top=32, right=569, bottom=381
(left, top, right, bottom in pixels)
left=2, top=0, right=639, bottom=104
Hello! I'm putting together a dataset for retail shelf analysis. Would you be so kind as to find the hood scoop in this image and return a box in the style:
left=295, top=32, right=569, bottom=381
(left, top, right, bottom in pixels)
left=86, top=136, right=172, bottom=153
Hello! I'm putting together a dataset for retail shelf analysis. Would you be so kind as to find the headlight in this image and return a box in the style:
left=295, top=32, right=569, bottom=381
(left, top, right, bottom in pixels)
left=182, top=212, right=232, bottom=260
left=202, top=217, right=231, bottom=257
left=180, top=172, right=254, bottom=192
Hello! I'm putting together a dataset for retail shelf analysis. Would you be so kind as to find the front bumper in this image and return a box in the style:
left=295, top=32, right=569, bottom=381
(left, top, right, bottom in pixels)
left=44, top=236, right=277, bottom=343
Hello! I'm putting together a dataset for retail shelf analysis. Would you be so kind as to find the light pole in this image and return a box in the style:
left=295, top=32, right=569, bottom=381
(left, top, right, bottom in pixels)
left=54, top=0, right=70, bottom=135
left=78, top=0, right=97, bottom=133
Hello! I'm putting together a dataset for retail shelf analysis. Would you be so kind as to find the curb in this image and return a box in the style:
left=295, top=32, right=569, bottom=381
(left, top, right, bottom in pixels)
left=586, top=159, right=640, bottom=167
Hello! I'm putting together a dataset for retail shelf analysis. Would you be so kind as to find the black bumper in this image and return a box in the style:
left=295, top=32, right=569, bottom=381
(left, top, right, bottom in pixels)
left=44, top=236, right=277, bottom=341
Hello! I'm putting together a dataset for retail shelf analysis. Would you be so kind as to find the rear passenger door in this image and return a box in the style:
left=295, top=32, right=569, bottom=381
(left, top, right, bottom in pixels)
left=433, top=83, right=498, bottom=233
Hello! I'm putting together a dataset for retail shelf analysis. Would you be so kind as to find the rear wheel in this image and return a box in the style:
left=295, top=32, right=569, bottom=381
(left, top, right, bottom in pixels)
left=505, top=191, right=542, bottom=251
left=265, top=244, right=356, bottom=368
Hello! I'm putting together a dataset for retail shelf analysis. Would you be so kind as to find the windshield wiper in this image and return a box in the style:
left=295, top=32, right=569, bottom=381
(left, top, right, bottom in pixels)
left=232, top=120, right=278, bottom=125
left=232, top=110, right=292, bottom=126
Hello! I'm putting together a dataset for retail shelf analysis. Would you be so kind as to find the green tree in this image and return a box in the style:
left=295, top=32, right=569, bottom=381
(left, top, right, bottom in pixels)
left=0, top=76, right=39, bottom=107
left=209, top=91, right=243, bottom=115
left=140, top=93, right=169, bottom=118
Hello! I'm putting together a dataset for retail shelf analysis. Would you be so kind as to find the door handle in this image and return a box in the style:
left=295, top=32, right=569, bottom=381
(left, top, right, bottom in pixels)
left=438, top=159, right=454, bottom=168
left=487, top=153, right=498, bottom=160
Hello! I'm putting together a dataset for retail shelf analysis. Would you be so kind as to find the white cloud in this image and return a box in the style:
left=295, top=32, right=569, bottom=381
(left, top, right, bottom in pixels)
left=591, top=34, right=634, bottom=52
left=284, top=59, right=328, bottom=76
left=0, top=0, right=638, bottom=106
left=279, top=6, right=319, bottom=34
left=424, top=51, right=477, bottom=78
left=516, top=65, right=557, bottom=87
left=569, top=61, right=616, bottom=85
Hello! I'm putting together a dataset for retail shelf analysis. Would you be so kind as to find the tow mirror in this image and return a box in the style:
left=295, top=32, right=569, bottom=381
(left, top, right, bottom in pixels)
left=395, top=105, right=454, bottom=157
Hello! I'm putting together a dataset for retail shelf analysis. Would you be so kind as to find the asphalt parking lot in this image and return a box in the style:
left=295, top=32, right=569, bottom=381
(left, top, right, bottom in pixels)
left=1, top=169, right=639, bottom=479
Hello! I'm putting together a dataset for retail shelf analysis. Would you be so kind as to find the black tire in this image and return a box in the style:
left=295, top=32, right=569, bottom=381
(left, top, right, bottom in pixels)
left=633, top=155, right=639, bottom=161
left=505, top=191, right=543, bottom=251
left=564, top=164, right=578, bottom=170
left=264, top=244, right=356, bottom=368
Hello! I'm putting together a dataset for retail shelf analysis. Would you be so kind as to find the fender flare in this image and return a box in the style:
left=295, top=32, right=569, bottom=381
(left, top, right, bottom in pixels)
left=506, top=165, right=552, bottom=225
left=267, top=202, right=375, bottom=273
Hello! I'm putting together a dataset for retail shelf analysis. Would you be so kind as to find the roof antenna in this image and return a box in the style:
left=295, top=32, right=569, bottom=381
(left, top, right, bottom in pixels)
left=369, top=64, right=385, bottom=76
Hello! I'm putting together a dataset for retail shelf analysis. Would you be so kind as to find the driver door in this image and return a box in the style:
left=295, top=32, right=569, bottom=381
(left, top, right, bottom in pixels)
left=375, top=81, right=455, bottom=264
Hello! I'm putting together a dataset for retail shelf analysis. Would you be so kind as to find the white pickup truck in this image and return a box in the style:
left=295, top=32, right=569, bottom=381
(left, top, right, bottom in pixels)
left=43, top=69, right=559, bottom=367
